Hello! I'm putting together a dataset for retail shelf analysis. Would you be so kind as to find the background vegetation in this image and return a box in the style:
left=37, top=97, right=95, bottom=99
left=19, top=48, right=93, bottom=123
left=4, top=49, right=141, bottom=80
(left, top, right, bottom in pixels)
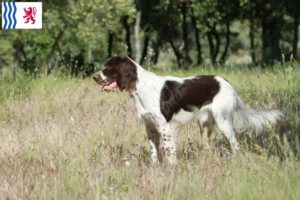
left=0, top=66, right=300, bottom=199
left=1, top=0, right=300, bottom=199
left=1, top=0, right=300, bottom=75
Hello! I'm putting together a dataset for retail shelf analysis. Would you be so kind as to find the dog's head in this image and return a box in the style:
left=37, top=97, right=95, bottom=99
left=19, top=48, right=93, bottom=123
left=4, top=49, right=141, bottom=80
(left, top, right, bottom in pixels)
left=92, top=56, right=138, bottom=92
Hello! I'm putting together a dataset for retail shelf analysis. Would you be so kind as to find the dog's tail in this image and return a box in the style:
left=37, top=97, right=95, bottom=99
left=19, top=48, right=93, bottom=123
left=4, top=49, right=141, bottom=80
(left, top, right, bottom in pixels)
left=233, top=96, right=285, bottom=136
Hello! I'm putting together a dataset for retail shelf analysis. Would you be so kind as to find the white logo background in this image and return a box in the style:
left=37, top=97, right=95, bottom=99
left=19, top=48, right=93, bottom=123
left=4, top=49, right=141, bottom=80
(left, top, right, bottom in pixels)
left=2, top=2, right=42, bottom=29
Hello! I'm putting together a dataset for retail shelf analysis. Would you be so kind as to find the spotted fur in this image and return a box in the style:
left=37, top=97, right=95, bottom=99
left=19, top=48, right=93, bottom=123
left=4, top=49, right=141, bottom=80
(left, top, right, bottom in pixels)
left=93, top=56, right=285, bottom=165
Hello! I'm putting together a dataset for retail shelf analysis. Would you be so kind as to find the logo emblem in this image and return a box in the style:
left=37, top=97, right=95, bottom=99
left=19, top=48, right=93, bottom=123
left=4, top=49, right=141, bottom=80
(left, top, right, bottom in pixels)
left=2, top=2, right=42, bottom=29
left=23, top=7, right=37, bottom=24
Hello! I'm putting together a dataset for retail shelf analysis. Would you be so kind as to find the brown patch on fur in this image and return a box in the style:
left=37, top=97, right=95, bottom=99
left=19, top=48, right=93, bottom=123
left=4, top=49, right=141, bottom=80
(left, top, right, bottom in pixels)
left=160, top=76, right=220, bottom=122
left=103, top=56, right=138, bottom=91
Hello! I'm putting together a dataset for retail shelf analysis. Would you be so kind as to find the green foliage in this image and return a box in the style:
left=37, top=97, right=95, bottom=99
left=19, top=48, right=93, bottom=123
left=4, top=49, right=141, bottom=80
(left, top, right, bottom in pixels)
left=0, top=0, right=299, bottom=74
left=1, top=0, right=137, bottom=75
left=0, top=74, right=34, bottom=101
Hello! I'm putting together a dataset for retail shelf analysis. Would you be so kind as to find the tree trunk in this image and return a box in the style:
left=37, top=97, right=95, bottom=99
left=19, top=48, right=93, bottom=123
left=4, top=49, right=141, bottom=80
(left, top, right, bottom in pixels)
left=140, top=34, right=150, bottom=65
left=134, top=11, right=141, bottom=62
left=262, top=17, right=282, bottom=63
left=47, top=30, right=64, bottom=75
left=212, top=28, right=220, bottom=63
left=151, top=39, right=160, bottom=65
left=169, top=38, right=183, bottom=68
left=293, top=13, right=299, bottom=59
left=50, top=30, right=64, bottom=57
left=88, top=45, right=92, bottom=64
left=13, top=40, right=26, bottom=71
left=86, top=46, right=95, bottom=76
left=249, top=16, right=256, bottom=64
left=219, top=21, right=231, bottom=64
left=0, top=59, right=2, bottom=75
left=57, top=44, right=62, bottom=56
left=207, top=31, right=215, bottom=64
left=107, top=31, right=114, bottom=58
left=190, top=9, right=202, bottom=64
left=13, top=61, right=16, bottom=81
left=180, top=2, right=192, bottom=63
left=122, top=16, right=132, bottom=58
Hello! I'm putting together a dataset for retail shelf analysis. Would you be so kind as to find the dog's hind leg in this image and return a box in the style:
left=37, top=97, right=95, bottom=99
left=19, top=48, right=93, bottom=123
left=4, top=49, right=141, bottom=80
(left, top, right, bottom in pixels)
left=197, top=109, right=213, bottom=150
left=212, top=105, right=239, bottom=154
left=198, top=121, right=213, bottom=150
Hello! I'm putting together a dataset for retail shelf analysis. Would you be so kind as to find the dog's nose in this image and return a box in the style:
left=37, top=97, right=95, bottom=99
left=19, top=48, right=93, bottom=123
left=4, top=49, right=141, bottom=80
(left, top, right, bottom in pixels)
left=92, top=73, right=100, bottom=82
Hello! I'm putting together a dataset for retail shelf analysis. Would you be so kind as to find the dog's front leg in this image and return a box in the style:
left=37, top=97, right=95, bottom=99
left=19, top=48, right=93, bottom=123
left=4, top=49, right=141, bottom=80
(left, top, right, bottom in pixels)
left=145, top=124, right=162, bottom=163
left=159, top=123, right=178, bottom=165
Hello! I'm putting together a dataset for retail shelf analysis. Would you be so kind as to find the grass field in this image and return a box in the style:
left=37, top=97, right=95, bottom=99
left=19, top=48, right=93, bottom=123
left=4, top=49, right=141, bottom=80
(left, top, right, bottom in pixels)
left=0, top=64, right=300, bottom=200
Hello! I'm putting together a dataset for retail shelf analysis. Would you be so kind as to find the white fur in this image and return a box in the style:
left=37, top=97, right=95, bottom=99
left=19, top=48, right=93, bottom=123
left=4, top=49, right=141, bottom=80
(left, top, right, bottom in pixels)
left=99, top=71, right=107, bottom=82
left=125, top=58, right=284, bottom=164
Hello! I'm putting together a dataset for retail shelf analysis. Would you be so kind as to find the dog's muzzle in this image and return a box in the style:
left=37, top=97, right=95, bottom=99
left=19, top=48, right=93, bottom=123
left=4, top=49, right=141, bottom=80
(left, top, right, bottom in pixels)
left=92, top=73, right=104, bottom=85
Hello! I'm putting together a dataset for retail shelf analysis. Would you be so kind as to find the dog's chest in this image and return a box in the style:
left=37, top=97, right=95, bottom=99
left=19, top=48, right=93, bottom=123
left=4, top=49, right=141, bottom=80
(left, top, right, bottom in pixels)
left=131, top=91, right=160, bottom=123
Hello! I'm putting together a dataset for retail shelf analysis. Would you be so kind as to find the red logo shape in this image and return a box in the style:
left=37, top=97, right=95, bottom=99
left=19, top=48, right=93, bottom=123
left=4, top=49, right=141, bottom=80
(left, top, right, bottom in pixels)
left=23, top=7, right=37, bottom=24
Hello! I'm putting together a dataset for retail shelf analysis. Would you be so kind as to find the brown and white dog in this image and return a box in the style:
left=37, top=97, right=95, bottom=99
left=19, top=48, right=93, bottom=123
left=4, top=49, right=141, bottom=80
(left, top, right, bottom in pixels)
left=92, top=56, right=284, bottom=164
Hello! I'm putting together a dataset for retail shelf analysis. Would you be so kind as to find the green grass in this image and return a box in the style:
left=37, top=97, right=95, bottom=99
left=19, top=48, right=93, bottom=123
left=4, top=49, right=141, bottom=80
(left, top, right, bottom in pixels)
left=0, top=64, right=299, bottom=199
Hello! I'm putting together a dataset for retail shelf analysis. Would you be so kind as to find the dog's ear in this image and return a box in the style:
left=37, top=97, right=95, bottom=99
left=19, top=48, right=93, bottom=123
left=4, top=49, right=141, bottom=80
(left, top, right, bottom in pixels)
left=160, top=81, right=181, bottom=122
left=117, top=57, right=138, bottom=91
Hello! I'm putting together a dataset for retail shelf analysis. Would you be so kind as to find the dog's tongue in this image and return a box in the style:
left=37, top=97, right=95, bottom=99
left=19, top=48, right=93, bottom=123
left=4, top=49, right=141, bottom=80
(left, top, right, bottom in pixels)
left=101, top=81, right=118, bottom=92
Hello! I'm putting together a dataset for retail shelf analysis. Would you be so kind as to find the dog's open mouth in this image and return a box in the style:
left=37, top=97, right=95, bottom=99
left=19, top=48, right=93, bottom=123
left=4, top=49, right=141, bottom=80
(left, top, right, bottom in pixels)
left=101, top=81, right=118, bottom=92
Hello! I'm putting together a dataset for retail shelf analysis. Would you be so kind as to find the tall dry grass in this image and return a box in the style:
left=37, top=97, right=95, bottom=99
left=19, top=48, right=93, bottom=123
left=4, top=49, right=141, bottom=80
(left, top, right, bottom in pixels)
left=0, top=65, right=299, bottom=199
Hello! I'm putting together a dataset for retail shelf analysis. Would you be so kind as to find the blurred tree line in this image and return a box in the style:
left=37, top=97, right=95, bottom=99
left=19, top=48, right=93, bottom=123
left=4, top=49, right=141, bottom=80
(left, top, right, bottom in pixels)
left=0, top=0, right=299, bottom=76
